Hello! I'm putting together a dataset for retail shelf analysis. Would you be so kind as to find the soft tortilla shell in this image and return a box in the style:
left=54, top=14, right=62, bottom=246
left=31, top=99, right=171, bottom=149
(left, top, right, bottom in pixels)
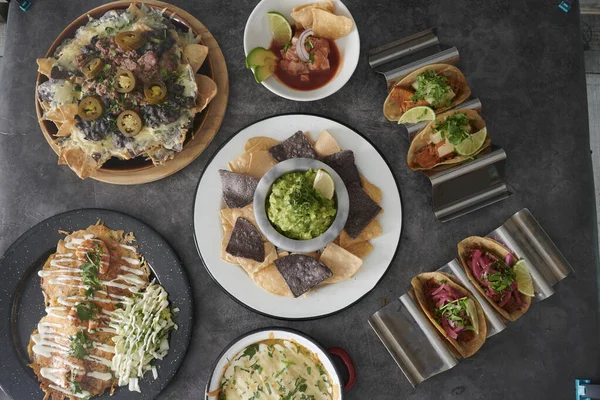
left=383, top=64, right=471, bottom=121
left=457, top=236, right=532, bottom=322
left=407, top=109, right=490, bottom=171
left=311, top=8, right=353, bottom=40
left=411, top=271, right=487, bottom=358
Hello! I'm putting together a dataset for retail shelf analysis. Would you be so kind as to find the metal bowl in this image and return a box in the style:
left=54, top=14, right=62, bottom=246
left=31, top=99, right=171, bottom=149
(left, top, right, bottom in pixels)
left=253, top=158, right=349, bottom=252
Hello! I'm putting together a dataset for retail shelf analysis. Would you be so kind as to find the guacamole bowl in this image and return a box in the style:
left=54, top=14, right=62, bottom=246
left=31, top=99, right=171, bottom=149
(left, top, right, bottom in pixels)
left=254, top=158, right=349, bottom=252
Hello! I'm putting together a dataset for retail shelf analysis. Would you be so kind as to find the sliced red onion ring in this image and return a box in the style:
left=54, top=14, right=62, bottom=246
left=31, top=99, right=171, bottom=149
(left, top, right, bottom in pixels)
left=296, top=29, right=314, bottom=62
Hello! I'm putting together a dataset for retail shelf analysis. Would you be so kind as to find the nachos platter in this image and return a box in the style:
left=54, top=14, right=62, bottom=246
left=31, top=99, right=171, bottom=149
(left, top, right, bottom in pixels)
left=193, top=114, right=402, bottom=319
left=35, top=2, right=219, bottom=179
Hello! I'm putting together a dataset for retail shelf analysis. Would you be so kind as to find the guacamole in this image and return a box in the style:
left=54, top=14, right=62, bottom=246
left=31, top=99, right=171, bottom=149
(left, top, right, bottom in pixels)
left=267, top=170, right=337, bottom=240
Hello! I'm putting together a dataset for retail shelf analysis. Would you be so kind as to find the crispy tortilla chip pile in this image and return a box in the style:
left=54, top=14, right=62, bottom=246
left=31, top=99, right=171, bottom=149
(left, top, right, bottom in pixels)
left=219, top=130, right=384, bottom=297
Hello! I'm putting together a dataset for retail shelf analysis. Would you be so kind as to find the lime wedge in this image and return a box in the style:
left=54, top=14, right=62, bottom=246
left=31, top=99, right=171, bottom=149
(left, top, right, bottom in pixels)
left=514, top=259, right=535, bottom=297
left=397, top=106, right=436, bottom=124
left=465, top=298, right=479, bottom=335
left=454, top=127, right=487, bottom=156
left=267, top=11, right=292, bottom=45
left=313, top=169, right=335, bottom=200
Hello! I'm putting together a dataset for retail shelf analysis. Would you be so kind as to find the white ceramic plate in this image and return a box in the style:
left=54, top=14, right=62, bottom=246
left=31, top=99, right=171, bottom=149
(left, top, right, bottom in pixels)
left=243, top=0, right=360, bottom=101
left=193, top=114, right=402, bottom=319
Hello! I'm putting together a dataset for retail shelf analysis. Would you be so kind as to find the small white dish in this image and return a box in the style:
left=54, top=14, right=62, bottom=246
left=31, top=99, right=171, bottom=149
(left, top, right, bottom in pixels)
left=253, top=158, right=350, bottom=253
left=243, top=0, right=360, bottom=102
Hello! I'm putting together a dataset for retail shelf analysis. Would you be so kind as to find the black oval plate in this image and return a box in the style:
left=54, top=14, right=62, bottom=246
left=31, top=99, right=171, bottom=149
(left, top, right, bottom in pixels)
left=0, top=208, right=193, bottom=399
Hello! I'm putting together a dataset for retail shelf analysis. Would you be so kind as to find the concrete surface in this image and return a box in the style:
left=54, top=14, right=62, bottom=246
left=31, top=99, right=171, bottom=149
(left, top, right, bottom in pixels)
left=0, top=1, right=598, bottom=400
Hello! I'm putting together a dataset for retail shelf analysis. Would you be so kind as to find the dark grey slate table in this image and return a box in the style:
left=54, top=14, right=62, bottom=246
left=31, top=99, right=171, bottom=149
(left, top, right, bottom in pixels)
left=0, top=1, right=598, bottom=399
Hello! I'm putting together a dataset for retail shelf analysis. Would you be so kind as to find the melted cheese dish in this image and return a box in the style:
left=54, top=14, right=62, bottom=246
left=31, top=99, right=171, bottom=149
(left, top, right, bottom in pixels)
left=215, top=340, right=336, bottom=400
left=36, top=4, right=217, bottom=179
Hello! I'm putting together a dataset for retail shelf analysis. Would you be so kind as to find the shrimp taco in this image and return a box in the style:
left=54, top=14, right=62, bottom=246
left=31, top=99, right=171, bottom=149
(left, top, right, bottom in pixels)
left=411, top=272, right=487, bottom=358
left=457, top=236, right=534, bottom=322
left=407, top=109, right=490, bottom=171
left=383, top=64, right=471, bottom=122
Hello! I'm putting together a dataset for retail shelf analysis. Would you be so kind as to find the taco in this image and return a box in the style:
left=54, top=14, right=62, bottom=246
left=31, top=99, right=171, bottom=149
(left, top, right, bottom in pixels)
left=407, top=109, right=491, bottom=171
left=383, top=64, right=471, bottom=121
left=411, top=272, right=487, bottom=358
left=457, top=236, right=533, bottom=322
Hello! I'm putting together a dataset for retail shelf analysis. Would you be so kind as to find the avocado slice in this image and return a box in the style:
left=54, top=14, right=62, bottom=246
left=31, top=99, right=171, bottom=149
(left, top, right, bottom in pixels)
left=253, top=63, right=275, bottom=83
left=246, top=47, right=276, bottom=69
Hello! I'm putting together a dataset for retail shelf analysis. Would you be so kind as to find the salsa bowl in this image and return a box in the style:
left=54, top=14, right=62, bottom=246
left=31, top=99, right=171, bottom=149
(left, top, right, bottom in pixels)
left=205, top=327, right=356, bottom=399
left=243, top=0, right=360, bottom=102
left=254, top=158, right=349, bottom=253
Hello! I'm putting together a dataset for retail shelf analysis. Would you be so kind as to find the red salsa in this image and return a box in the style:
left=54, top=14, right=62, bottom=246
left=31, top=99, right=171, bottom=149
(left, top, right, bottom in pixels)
left=269, top=30, right=340, bottom=91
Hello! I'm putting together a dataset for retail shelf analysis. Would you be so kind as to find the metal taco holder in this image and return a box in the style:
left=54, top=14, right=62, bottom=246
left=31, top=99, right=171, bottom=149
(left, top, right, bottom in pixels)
left=369, top=29, right=513, bottom=222
left=368, top=208, right=574, bottom=387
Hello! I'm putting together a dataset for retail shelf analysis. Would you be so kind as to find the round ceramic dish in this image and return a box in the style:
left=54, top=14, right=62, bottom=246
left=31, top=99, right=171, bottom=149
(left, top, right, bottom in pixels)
left=35, top=0, right=229, bottom=184
left=243, top=0, right=360, bottom=102
left=0, top=208, right=193, bottom=399
left=253, top=158, right=349, bottom=253
left=204, top=327, right=356, bottom=399
left=193, top=114, right=403, bottom=319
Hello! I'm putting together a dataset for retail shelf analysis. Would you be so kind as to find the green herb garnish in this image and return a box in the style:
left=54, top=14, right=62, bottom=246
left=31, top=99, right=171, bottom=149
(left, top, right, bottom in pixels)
left=283, top=42, right=292, bottom=52
left=69, top=330, right=93, bottom=360
left=74, top=302, right=100, bottom=321
left=236, top=343, right=259, bottom=361
left=80, top=245, right=103, bottom=299
left=411, top=70, right=452, bottom=107
left=433, top=113, right=472, bottom=145
left=435, top=297, right=474, bottom=331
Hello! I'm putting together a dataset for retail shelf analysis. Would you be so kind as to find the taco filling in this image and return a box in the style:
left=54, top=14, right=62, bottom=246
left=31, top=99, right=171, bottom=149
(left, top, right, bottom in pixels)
left=466, top=248, right=526, bottom=313
left=413, top=112, right=481, bottom=169
left=390, top=70, right=458, bottom=113
left=426, top=279, right=479, bottom=341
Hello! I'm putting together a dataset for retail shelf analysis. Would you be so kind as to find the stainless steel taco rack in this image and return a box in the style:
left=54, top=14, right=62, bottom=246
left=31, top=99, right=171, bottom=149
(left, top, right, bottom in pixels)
left=369, top=29, right=513, bottom=222
left=368, top=208, right=574, bottom=387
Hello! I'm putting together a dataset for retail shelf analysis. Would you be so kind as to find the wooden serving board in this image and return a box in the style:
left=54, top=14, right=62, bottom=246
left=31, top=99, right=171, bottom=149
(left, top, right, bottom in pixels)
left=35, top=0, right=229, bottom=185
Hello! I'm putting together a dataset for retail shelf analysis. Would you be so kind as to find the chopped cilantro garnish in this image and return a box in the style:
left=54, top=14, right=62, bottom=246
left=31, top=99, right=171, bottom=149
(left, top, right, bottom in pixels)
left=74, top=302, right=100, bottom=321
left=411, top=70, right=452, bottom=107
left=70, top=379, right=82, bottom=394
left=69, top=330, right=93, bottom=360
left=433, top=113, right=472, bottom=145
left=236, top=343, right=259, bottom=361
left=80, top=249, right=103, bottom=299
left=435, top=297, right=474, bottom=331
left=283, top=42, right=292, bottom=52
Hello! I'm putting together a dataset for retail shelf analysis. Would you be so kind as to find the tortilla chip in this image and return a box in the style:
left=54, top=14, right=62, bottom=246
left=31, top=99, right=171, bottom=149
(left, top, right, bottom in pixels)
left=250, top=264, right=294, bottom=297
left=245, top=137, right=281, bottom=153
left=304, top=131, right=315, bottom=146
left=56, top=119, right=75, bottom=137
left=219, top=170, right=259, bottom=208
left=314, top=130, right=341, bottom=157
left=311, top=8, right=353, bottom=40
left=344, top=241, right=374, bottom=259
left=60, top=104, right=79, bottom=120
left=184, top=44, right=209, bottom=72
left=269, top=131, right=317, bottom=162
left=275, top=254, right=332, bottom=297
left=291, top=2, right=335, bottom=29
left=221, top=203, right=257, bottom=229
left=360, top=175, right=382, bottom=203
left=225, top=218, right=265, bottom=262
left=193, top=74, right=217, bottom=114
left=37, top=58, right=56, bottom=77
left=344, top=183, right=382, bottom=239
left=320, top=242, right=363, bottom=284
left=237, top=242, right=277, bottom=274
left=44, top=108, right=66, bottom=123
left=58, top=147, right=98, bottom=179
left=228, top=152, right=252, bottom=175
left=247, top=151, right=277, bottom=178
left=321, top=150, right=360, bottom=186
left=340, top=219, right=382, bottom=248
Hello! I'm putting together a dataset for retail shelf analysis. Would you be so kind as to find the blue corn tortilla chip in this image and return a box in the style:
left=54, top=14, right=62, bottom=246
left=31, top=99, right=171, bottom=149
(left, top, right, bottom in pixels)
left=225, top=218, right=265, bottom=262
left=269, top=131, right=317, bottom=162
left=275, top=254, right=333, bottom=297
left=321, top=150, right=361, bottom=186
left=219, top=169, right=259, bottom=208
left=345, top=183, right=382, bottom=239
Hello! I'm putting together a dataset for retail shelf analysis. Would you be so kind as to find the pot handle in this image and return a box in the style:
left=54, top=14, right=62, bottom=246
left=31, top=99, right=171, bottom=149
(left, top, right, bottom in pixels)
left=328, top=347, right=356, bottom=392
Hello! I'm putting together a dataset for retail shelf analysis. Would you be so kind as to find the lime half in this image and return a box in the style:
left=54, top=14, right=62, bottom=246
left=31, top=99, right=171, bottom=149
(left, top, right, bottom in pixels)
left=397, top=106, right=436, bottom=124
left=313, top=169, right=335, bottom=200
left=455, top=127, right=487, bottom=156
left=267, top=11, right=292, bottom=45
left=465, top=298, right=480, bottom=335
left=514, top=259, right=535, bottom=297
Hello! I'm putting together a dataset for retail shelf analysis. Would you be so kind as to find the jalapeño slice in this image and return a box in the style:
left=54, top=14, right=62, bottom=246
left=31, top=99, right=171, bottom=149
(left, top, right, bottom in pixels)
left=115, top=69, right=136, bottom=93
left=115, top=31, right=146, bottom=51
left=117, top=110, right=142, bottom=137
left=144, top=81, right=167, bottom=104
left=78, top=96, right=104, bottom=121
left=82, top=58, right=104, bottom=79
